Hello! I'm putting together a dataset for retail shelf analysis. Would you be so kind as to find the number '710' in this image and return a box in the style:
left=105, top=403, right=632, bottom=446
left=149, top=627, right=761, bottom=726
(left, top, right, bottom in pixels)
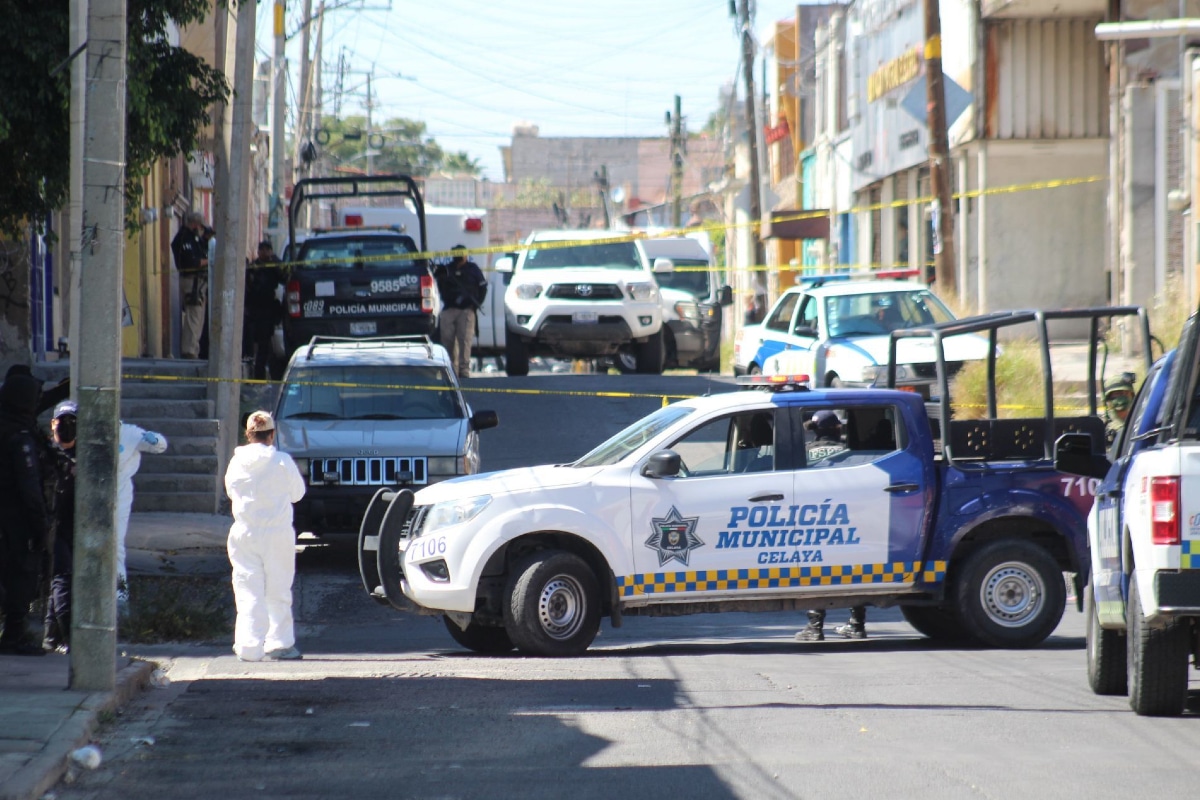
left=1061, top=477, right=1100, bottom=497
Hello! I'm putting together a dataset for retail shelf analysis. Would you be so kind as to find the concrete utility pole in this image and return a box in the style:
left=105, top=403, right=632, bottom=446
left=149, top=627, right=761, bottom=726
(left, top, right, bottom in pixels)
left=294, top=0, right=314, bottom=181
left=211, top=0, right=256, bottom=485
left=271, top=0, right=287, bottom=232
left=668, top=95, right=684, bottom=228
left=735, top=0, right=766, bottom=270
left=923, top=0, right=957, bottom=294
left=366, top=71, right=374, bottom=178
left=67, top=0, right=87, bottom=393
left=71, top=0, right=126, bottom=692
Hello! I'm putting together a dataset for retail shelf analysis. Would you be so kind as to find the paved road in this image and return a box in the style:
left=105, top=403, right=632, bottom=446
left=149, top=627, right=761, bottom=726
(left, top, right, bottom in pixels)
left=51, top=373, right=1200, bottom=800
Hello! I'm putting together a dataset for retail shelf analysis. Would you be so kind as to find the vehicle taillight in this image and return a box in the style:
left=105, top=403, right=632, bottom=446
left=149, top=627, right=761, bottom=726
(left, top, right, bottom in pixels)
left=420, top=275, right=435, bottom=313
left=1151, top=476, right=1181, bottom=545
left=463, top=217, right=483, bottom=232
left=345, top=214, right=363, bottom=226
left=287, top=280, right=301, bottom=318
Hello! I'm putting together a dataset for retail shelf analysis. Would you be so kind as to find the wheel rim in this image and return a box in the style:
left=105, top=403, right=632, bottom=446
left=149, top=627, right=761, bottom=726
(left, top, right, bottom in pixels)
left=537, top=573, right=586, bottom=641
left=978, top=560, right=1045, bottom=628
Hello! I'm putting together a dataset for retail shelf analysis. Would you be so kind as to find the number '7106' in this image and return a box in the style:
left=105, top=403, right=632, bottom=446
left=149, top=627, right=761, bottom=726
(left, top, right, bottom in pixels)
left=1061, top=476, right=1100, bottom=498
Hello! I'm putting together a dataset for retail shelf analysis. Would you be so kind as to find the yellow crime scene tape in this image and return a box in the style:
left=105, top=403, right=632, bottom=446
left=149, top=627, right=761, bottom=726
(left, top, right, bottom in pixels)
left=257, top=174, right=1106, bottom=272
left=122, top=372, right=697, bottom=408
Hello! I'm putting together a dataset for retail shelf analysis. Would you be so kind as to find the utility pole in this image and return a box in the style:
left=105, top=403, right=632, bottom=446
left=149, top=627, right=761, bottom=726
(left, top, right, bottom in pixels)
left=67, top=0, right=87, bottom=393
left=294, top=0, right=314, bottom=182
left=72, top=0, right=125, bottom=692
left=271, top=0, right=287, bottom=234
left=923, top=0, right=957, bottom=294
left=667, top=95, right=685, bottom=228
left=734, top=0, right=766, bottom=275
left=211, top=0, right=256, bottom=487
left=366, top=71, right=375, bottom=178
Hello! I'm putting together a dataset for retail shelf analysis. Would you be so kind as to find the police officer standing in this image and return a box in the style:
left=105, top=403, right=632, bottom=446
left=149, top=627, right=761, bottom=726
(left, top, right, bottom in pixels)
left=795, top=410, right=868, bottom=642
left=0, top=373, right=48, bottom=655
left=42, top=401, right=76, bottom=653
left=171, top=211, right=209, bottom=359
left=433, top=245, right=487, bottom=378
left=245, top=240, right=285, bottom=380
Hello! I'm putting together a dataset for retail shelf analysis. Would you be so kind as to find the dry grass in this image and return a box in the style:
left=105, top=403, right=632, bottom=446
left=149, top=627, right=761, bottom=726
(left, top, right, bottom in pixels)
left=1149, top=273, right=1192, bottom=353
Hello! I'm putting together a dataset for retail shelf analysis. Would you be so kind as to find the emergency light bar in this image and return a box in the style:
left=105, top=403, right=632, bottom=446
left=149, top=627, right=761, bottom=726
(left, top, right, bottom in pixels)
left=736, top=374, right=812, bottom=391
left=798, top=268, right=920, bottom=286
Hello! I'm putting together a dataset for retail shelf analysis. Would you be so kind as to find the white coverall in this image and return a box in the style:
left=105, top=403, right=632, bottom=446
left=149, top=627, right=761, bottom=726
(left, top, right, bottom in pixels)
left=117, top=422, right=168, bottom=583
left=224, top=442, right=305, bottom=661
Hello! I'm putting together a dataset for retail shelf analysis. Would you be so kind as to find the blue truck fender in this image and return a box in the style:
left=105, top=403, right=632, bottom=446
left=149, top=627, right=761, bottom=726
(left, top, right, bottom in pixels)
left=935, top=485, right=1089, bottom=579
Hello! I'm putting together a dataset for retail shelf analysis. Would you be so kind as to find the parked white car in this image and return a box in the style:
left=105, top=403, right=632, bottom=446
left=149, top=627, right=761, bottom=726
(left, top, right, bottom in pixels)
left=734, top=276, right=988, bottom=390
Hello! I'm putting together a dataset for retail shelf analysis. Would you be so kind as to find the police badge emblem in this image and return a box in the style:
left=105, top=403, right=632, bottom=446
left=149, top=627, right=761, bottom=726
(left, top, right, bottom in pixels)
left=645, top=506, right=703, bottom=566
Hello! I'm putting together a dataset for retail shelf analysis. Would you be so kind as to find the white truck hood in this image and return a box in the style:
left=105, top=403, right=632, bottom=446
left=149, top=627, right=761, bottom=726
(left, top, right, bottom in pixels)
left=414, top=463, right=603, bottom=505
left=512, top=266, right=653, bottom=289
left=277, top=418, right=466, bottom=457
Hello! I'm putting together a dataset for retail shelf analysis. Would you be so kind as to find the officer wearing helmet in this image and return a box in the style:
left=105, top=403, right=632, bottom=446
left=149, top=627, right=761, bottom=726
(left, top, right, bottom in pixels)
left=1103, top=372, right=1136, bottom=447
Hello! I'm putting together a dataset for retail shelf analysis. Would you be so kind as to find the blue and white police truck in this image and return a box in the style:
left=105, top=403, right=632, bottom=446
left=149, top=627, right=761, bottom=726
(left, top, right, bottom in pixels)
left=359, top=307, right=1144, bottom=657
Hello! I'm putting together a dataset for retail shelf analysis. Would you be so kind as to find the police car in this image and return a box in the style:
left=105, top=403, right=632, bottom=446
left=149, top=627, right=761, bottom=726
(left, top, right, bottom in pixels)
left=366, top=364, right=1093, bottom=657
left=734, top=272, right=989, bottom=390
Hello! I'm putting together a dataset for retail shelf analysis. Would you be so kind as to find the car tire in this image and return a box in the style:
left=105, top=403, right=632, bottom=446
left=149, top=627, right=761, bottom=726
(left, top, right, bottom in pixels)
left=635, top=330, right=666, bottom=374
left=954, top=539, right=1065, bottom=648
left=442, top=616, right=515, bottom=654
left=505, top=335, right=530, bottom=377
left=1085, top=580, right=1127, bottom=696
left=503, top=550, right=601, bottom=657
left=1126, top=577, right=1189, bottom=716
left=899, top=604, right=970, bottom=642
left=613, top=348, right=638, bottom=374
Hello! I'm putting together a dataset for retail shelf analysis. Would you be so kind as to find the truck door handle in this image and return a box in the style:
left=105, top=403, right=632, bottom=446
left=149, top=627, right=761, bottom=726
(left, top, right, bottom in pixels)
left=749, top=493, right=785, bottom=502
left=884, top=483, right=920, bottom=494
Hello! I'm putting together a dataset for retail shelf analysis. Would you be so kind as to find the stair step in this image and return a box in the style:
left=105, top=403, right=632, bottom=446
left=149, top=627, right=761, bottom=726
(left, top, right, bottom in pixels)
left=121, top=398, right=215, bottom=419
left=130, top=418, right=220, bottom=438
left=133, top=491, right=218, bottom=514
left=163, top=436, right=220, bottom=456
left=121, top=359, right=210, bottom=379
left=121, top=382, right=209, bottom=401
left=134, top=472, right=219, bottom=494
left=136, top=453, right=219, bottom=474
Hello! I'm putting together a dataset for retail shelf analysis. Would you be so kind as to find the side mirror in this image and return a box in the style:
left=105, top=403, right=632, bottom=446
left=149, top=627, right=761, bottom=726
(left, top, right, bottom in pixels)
left=471, top=410, right=499, bottom=431
left=1053, top=433, right=1110, bottom=480
left=794, top=325, right=817, bottom=338
left=718, top=285, right=733, bottom=307
left=641, top=450, right=682, bottom=479
left=494, top=257, right=514, bottom=273
left=652, top=257, right=675, bottom=274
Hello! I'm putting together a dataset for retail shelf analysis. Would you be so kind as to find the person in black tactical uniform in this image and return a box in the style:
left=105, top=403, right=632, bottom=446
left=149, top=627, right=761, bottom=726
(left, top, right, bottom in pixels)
left=795, top=410, right=868, bottom=642
left=245, top=240, right=285, bottom=380
left=172, top=211, right=209, bottom=359
left=0, top=373, right=49, bottom=655
left=433, top=245, right=487, bottom=378
left=42, top=400, right=76, bottom=653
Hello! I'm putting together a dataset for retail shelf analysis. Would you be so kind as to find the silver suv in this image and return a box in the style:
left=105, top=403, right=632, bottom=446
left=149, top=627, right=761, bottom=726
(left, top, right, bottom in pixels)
left=274, top=335, right=498, bottom=536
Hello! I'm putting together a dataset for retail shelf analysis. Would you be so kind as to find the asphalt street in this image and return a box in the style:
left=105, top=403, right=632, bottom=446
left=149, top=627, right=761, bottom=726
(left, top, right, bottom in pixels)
left=45, top=371, right=1200, bottom=799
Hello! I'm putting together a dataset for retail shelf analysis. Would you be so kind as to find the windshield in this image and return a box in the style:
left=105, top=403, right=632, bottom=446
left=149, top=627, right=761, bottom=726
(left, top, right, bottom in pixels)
left=824, top=289, right=954, bottom=337
left=297, top=236, right=417, bottom=271
left=656, top=259, right=711, bottom=298
left=279, top=365, right=463, bottom=420
left=573, top=405, right=695, bottom=467
left=523, top=241, right=642, bottom=270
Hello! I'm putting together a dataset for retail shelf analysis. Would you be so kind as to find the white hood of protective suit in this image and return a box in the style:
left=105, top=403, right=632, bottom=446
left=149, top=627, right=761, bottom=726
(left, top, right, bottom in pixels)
left=225, top=443, right=306, bottom=531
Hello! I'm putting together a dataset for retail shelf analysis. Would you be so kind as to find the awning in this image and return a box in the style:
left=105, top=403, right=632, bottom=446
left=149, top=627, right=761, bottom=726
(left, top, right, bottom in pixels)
left=762, top=209, right=830, bottom=240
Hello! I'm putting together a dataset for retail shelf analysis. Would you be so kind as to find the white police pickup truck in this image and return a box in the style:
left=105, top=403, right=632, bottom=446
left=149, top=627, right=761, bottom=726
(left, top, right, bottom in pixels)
left=360, top=309, right=1138, bottom=657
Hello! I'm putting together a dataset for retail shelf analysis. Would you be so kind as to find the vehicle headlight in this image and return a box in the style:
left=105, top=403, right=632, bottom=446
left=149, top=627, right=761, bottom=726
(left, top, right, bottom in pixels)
left=514, top=282, right=543, bottom=300
left=674, top=301, right=701, bottom=321
left=861, top=365, right=908, bottom=382
left=627, top=282, right=658, bottom=301
left=428, top=456, right=459, bottom=475
left=422, top=495, right=492, bottom=535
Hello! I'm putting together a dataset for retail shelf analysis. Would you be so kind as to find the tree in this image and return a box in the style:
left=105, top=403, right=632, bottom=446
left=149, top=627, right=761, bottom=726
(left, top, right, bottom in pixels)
left=319, top=115, right=444, bottom=176
left=443, top=151, right=481, bottom=176
left=0, top=0, right=231, bottom=237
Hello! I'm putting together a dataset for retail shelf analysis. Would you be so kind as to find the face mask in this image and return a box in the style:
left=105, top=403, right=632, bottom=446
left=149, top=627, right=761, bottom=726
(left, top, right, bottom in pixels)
left=56, top=417, right=77, bottom=443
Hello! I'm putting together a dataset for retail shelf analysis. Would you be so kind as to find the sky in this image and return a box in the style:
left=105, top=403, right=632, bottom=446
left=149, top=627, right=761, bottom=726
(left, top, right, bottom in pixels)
left=256, top=0, right=829, bottom=181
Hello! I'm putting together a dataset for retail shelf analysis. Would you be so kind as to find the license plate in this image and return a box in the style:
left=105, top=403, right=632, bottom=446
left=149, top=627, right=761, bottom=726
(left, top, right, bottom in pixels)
left=572, top=311, right=598, bottom=324
left=350, top=321, right=377, bottom=335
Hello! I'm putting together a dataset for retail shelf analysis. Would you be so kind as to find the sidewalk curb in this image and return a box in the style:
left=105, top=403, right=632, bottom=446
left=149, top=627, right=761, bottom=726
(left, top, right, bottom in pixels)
left=1, top=659, right=156, bottom=800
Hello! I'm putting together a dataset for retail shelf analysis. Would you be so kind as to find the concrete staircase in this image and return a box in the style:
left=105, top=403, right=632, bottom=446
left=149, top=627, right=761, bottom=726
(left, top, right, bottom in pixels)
left=34, top=359, right=225, bottom=515
left=121, top=361, right=222, bottom=514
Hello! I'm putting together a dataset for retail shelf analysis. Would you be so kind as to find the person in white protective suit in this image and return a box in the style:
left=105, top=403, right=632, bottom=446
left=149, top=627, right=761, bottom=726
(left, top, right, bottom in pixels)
left=225, top=410, right=305, bottom=662
left=117, top=421, right=167, bottom=602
